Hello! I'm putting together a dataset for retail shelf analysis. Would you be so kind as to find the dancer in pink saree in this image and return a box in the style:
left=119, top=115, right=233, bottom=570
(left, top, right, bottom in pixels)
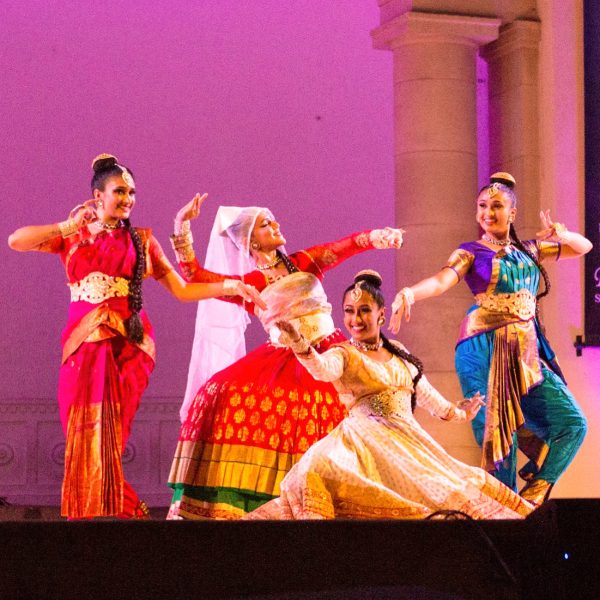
left=8, top=154, right=263, bottom=519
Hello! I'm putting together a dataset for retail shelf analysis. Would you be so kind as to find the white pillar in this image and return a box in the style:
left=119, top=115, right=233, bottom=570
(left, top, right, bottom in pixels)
left=482, top=20, right=542, bottom=239
left=372, top=11, right=500, bottom=461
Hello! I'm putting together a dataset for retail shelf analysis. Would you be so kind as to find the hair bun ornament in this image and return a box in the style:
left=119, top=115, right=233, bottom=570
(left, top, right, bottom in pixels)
left=354, top=269, right=383, bottom=287
left=490, top=171, right=516, bottom=189
left=91, top=153, right=118, bottom=172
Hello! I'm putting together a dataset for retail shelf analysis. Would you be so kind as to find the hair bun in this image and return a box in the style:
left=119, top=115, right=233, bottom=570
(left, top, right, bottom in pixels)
left=91, top=153, right=119, bottom=173
left=354, top=269, right=382, bottom=288
left=489, top=171, right=516, bottom=189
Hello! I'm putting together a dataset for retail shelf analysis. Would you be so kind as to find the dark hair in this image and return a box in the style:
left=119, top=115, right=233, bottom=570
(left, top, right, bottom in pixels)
left=91, top=154, right=144, bottom=343
left=343, top=271, right=424, bottom=411
left=91, top=154, right=135, bottom=192
left=480, top=174, right=551, bottom=320
left=276, top=249, right=299, bottom=274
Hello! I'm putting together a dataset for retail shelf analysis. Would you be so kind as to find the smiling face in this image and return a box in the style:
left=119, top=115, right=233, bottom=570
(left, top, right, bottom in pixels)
left=342, top=290, right=384, bottom=345
left=476, top=187, right=516, bottom=238
left=250, top=211, right=286, bottom=252
left=94, top=173, right=136, bottom=222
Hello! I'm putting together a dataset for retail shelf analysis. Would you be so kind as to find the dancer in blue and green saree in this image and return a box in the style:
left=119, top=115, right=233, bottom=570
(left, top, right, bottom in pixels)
left=389, top=172, right=592, bottom=506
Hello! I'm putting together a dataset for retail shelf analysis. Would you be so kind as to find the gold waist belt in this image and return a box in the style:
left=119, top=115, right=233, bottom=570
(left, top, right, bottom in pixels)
left=475, top=289, right=536, bottom=321
left=69, top=271, right=130, bottom=304
left=351, top=389, right=412, bottom=419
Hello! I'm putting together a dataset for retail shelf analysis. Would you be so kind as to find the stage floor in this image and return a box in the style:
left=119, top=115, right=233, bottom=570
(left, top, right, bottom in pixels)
left=1, top=499, right=599, bottom=599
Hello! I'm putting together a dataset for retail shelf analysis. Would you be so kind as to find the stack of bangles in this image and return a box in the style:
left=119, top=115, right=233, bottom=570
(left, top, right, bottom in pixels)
left=58, top=218, right=79, bottom=238
left=170, top=220, right=194, bottom=260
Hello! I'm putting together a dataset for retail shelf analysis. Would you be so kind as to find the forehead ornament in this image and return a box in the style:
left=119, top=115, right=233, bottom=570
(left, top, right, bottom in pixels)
left=350, top=281, right=364, bottom=303
left=120, top=168, right=135, bottom=188
left=487, top=183, right=500, bottom=198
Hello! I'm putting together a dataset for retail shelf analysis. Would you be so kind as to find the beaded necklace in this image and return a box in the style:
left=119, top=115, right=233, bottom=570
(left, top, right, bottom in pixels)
left=350, top=337, right=383, bottom=352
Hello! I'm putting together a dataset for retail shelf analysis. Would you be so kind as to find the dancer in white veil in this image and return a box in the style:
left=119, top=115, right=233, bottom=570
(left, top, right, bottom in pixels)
left=167, top=194, right=404, bottom=519
left=180, top=205, right=285, bottom=422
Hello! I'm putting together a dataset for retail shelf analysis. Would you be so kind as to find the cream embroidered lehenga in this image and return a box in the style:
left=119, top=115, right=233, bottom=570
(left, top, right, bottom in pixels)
left=245, top=341, right=534, bottom=520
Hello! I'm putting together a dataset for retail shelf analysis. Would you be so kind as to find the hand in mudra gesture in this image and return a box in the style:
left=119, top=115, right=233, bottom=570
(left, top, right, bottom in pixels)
left=536, top=209, right=566, bottom=242
left=458, top=392, right=486, bottom=421
left=176, top=192, right=209, bottom=224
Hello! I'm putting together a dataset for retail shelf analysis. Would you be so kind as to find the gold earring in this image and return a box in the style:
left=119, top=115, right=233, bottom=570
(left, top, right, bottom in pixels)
left=251, top=241, right=260, bottom=251
left=97, top=200, right=103, bottom=208
left=378, top=317, right=385, bottom=325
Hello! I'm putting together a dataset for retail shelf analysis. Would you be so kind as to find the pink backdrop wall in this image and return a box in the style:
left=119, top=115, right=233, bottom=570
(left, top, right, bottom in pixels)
left=2, top=2, right=596, bottom=502
left=0, top=1, right=395, bottom=403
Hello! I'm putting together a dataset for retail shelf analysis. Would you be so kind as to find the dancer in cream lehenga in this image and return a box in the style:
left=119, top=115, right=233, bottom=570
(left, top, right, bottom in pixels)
left=245, top=271, right=534, bottom=520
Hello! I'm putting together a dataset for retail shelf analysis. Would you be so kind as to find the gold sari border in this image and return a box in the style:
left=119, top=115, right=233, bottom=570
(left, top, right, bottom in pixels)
left=169, top=441, right=304, bottom=497
left=62, top=304, right=155, bottom=364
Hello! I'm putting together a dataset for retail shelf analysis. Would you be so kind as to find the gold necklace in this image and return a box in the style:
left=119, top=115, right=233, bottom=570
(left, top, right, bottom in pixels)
left=97, top=220, right=123, bottom=230
left=256, top=256, right=282, bottom=271
left=350, top=338, right=383, bottom=352
left=482, top=233, right=511, bottom=246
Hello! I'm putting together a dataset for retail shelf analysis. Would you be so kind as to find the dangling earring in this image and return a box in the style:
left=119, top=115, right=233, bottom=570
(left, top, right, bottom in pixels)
left=378, top=316, right=385, bottom=326
left=97, top=200, right=104, bottom=209
left=251, top=241, right=260, bottom=251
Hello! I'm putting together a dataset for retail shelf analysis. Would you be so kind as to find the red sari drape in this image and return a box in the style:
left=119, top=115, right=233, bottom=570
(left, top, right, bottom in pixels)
left=39, top=227, right=171, bottom=518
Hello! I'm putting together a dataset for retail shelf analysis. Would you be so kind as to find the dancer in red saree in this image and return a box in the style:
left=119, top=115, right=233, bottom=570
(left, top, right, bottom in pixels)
left=7, top=155, right=263, bottom=519
left=167, top=195, right=405, bottom=519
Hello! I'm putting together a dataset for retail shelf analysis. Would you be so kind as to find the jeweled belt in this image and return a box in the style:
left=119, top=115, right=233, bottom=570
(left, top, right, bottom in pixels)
left=475, top=289, right=536, bottom=321
left=69, top=271, right=130, bottom=303
left=350, top=389, right=412, bottom=419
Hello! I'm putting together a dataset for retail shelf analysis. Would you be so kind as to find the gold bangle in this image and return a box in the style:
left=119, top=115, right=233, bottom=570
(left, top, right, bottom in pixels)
left=173, top=219, right=191, bottom=236
left=173, top=244, right=195, bottom=263
left=58, top=218, right=79, bottom=238
left=289, top=336, right=312, bottom=356
left=170, top=230, right=193, bottom=250
left=222, top=278, right=238, bottom=296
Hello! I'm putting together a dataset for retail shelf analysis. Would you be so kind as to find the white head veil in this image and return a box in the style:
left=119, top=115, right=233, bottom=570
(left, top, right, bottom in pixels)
left=180, top=205, right=275, bottom=422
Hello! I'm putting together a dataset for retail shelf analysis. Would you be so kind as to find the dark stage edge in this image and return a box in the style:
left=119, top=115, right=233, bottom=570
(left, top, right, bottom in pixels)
left=1, top=499, right=598, bottom=600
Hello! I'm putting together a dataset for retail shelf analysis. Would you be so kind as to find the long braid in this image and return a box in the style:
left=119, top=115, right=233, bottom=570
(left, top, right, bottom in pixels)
left=381, top=333, right=423, bottom=412
left=276, top=249, right=299, bottom=274
left=509, top=222, right=551, bottom=322
left=123, top=218, right=145, bottom=343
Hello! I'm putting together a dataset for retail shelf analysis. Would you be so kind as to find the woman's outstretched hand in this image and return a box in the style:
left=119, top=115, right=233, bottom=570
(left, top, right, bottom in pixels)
left=458, top=392, right=486, bottom=421
left=175, top=192, right=208, bottom=224
left=275, top=319, right=302, bottom=345
left=388, top=287, right=415, bottom=334
left=222, top=279, right=267, bottom=310
left=370, top=227, right=405, bottom=249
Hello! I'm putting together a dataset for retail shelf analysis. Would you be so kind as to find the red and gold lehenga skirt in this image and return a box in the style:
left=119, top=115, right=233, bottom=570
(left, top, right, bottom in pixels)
left=167, top=331, right=347, bottom=519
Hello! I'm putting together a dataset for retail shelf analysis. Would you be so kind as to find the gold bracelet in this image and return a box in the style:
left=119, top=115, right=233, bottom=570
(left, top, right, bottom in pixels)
left=58, top=218, right=79, bottom=238
left=289, top=336, right=312, bottom=356
left=222, top=279, right=238, bottom=296
left=170, top=230, right=193, bottom=250
left=173, top=219, right=191, bottom=236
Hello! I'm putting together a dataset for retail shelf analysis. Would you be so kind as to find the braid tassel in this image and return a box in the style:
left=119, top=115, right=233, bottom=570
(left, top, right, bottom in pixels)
left=123, top=219, right=146, bottom=344
left=381, top=334, right=424, bottom=412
